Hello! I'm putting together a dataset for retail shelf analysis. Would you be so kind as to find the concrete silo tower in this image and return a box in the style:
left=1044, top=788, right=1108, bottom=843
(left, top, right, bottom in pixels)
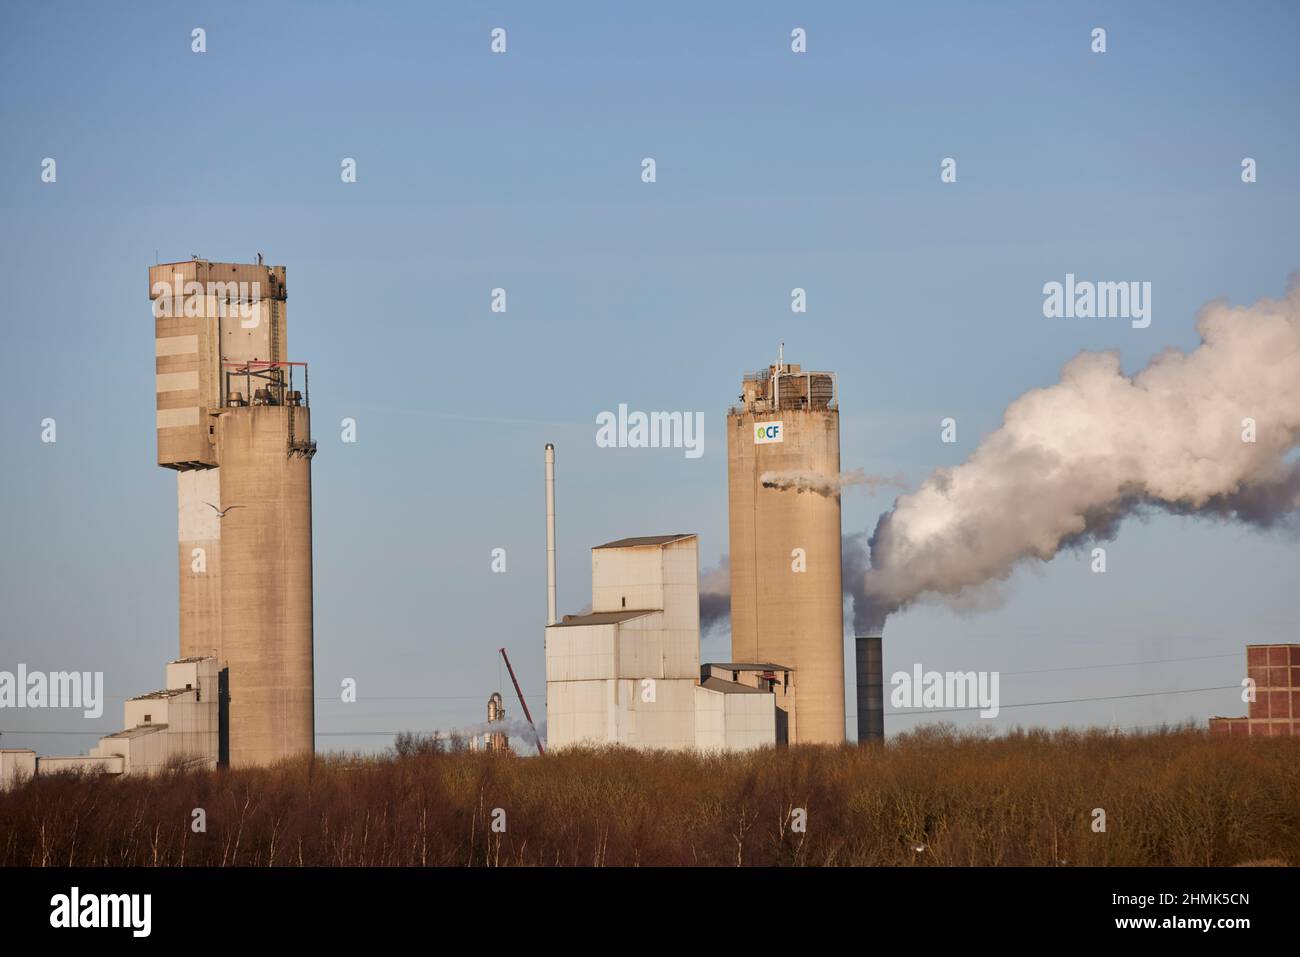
left=727, top=348, right=845, bottom=744
left=150, top=258, right=316, bottom=767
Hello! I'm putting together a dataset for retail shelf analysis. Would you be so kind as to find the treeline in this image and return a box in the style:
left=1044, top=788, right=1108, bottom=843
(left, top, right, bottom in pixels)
left=3, top=725, right=1296, bottom=866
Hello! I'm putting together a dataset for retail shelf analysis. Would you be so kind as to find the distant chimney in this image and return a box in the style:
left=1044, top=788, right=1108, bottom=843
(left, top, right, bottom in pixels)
left=545, top=443, right=557, bottom=626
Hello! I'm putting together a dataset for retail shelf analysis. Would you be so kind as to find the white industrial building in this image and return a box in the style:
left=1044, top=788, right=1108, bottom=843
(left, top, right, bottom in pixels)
left=545, top=534, right=791, bottom=751
left=1, top=657, right=220, bottom=787
left=0, top=749, right=38, bottom=789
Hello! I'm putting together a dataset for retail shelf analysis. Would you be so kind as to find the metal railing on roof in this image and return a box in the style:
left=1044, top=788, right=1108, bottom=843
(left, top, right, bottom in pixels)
left=221, top=360, right=310, bottom=409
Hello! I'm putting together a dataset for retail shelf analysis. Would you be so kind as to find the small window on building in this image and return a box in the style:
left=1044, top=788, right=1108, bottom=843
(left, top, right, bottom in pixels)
left=144, top=714, right=152, bottom=723
left=185, top=683, right=192, bottom=690
left=621, top=596, right=626, bottom=608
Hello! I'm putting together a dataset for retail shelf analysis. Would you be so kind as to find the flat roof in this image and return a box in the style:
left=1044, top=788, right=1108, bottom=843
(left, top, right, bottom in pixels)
left=700, top=676, right=769, bottom=695
left=128, top=688, right=191, bottom=700
left=706, top=662, right=794, bottom=672
left=170, top=656, right=215, bottom=664
left=154, top=259, right=277, bottom=268
left=103, top=725, right=170, bottom=739
left=550, top=610, right=657, bottom=628
left=594, top=534, right=695, bottom=549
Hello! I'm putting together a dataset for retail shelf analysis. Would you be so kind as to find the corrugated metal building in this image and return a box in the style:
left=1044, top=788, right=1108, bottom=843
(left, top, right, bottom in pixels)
left=2, top=657, right=222, bottom=786
left=545, top=534, right=783, bottom=751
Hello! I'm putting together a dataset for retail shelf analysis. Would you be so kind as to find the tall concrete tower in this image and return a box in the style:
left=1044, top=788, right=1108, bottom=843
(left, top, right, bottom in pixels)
left=727, top=351, right=845, bottom=744
left=150, top=258, right=316, bottom=768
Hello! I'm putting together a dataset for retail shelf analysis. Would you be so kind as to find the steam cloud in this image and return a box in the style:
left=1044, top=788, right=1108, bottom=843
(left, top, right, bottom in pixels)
left=761, top=468, right=905, bottom=497
left=842, top=533, right=880, bottom=634
left=861, top=281, right=1300, bottom=623
left=452, top=717, right=546, bottom=749
left=699, top=555, right=731, bottom=634
left=698, top=544, right=883, bottom=636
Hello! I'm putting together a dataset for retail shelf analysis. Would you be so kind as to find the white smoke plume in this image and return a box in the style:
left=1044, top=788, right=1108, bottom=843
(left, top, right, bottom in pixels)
left=761, top=468, right=906, bottom=497
left=862, top=281, right=1300, bottom=622
left=699, top=555, right=731, bottom=634
left=450, top=717, right=545, bottom=750
left=842, top=532, right=875, bottom=633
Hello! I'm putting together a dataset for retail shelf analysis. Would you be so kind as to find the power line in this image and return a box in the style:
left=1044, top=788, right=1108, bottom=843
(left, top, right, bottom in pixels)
left=1001, top=652, right=1240, bottom=677
left=98, top=642, right=1237, bottom=702
left=10, top=682, right=1242, bottom=736
left=883, top=684, right=1239, bottom=718
left=13, top=669, right=1246, bottom=738
left=104, top=694, right=488, bottom=702
left=314, top=696, right=486, bottom=702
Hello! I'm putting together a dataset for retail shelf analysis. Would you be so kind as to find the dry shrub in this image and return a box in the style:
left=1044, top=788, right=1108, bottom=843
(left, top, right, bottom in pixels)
left=2, top=726, right=1296, bottom=867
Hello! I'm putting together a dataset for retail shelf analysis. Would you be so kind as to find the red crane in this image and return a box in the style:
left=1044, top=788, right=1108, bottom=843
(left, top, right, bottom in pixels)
left=499, top=647, right=545, bottom=755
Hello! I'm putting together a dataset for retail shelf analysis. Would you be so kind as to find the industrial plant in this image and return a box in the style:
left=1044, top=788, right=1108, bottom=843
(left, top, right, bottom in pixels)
left=8, top=278, right=900, bottom=772
left=4, top=258, right=317, bottom=779
left=469, top=693, right=511, bottom=753
left=9, top=316, right=1174, bottom=771
left=0, top=278, right=1292, bottom=792
left=541, top=350, right=885, bottom=750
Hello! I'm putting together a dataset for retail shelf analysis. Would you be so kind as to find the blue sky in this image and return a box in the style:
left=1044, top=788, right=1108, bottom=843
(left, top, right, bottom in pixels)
left=2, top=1, right=1298, bottom=753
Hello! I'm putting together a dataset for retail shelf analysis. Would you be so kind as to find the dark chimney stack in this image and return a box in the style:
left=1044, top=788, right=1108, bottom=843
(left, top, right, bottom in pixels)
left=855, top=633, right=884, bottom=743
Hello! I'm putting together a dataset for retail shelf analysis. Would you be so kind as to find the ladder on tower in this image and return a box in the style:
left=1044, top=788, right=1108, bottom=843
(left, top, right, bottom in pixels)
left=269, top=301, right=282, bottom=401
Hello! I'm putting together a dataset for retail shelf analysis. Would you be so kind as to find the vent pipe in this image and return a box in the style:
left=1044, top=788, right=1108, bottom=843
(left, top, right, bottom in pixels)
left=545, top=443, right=557, bottom=626
left=855, top=633, right=884, bottom=742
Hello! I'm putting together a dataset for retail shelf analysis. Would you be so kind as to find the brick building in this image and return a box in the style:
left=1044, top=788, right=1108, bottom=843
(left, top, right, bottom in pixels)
left=1209, top=644, right=1300, bottom=737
